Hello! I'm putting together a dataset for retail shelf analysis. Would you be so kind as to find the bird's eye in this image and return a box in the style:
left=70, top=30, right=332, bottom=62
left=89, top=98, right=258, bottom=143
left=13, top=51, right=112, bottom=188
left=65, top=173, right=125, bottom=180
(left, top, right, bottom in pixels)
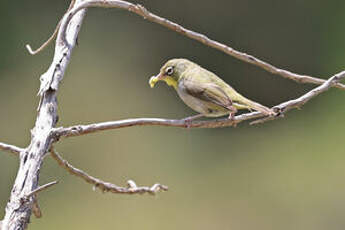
left=166, top=67, right=174, bottom=76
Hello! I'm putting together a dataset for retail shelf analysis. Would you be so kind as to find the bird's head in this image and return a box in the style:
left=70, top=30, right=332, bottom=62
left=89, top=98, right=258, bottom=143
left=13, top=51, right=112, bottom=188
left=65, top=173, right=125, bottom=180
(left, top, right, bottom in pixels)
left=149, top=58, right=194, bottom=89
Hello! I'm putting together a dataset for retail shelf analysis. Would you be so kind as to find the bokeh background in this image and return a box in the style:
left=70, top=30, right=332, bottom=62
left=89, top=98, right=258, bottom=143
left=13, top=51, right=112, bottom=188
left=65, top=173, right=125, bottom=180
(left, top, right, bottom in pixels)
left=1, top=0, right=345, bottom=229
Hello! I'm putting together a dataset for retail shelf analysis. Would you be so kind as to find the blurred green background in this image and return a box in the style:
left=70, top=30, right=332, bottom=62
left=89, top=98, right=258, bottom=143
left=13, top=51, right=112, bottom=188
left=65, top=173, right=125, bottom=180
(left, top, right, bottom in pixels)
left=1, top=0, right=345, bottom=229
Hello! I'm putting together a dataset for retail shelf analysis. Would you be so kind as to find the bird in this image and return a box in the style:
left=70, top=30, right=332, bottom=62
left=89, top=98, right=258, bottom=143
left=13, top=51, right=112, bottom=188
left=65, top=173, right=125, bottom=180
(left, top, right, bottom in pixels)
left=149, top=58, right=275, bottom=120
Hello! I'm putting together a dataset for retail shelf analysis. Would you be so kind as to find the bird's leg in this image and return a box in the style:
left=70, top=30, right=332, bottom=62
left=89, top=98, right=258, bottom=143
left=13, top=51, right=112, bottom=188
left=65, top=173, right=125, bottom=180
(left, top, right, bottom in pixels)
left=182, top=114, right=204, bottom=128
left=228, top=112, right=235, bottom=120
left=226, top=106, right=239, bottom=127
left=227, top=106, right=238, bottom=120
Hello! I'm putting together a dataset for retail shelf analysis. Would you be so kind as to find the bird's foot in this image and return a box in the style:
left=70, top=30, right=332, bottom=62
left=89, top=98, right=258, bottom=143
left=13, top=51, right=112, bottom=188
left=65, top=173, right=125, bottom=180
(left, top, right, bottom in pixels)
left=228, top=112, right=238, bottom=127
left=228, top=112, right=235, bottom=120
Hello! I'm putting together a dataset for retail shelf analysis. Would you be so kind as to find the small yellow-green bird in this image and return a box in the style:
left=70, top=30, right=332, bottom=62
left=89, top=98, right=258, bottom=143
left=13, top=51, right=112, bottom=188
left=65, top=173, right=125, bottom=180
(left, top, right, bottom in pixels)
left=149, top=58, right=275, bottom=119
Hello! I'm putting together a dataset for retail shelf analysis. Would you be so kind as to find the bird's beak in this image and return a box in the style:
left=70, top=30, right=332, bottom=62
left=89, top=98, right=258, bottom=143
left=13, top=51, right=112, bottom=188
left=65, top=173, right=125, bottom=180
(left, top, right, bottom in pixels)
left=149, top=72, right=164, bottom=88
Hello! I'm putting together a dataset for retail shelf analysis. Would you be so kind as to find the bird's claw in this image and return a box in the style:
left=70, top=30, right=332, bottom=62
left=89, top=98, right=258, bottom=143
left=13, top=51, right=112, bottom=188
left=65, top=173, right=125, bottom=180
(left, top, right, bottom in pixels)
left=227, top=112, right=238, bottom=127
left=228, top=113, right=235, bottom=120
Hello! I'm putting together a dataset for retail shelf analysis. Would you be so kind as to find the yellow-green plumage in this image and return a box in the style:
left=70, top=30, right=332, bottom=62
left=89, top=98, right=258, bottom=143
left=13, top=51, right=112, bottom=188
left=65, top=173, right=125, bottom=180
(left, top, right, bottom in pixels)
left=149, top=58, right=275, bottom=118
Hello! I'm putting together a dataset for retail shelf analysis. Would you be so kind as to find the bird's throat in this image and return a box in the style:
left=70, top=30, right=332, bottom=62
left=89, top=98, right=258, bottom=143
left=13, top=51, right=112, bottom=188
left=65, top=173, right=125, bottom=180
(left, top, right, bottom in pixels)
left=163, top=77, right=178, bottom=90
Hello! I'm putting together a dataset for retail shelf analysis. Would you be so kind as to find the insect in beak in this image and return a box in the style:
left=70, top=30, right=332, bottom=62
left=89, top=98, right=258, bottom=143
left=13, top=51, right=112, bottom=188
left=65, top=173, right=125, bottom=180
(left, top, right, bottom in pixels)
left=149, top=72, right=164, bottom=88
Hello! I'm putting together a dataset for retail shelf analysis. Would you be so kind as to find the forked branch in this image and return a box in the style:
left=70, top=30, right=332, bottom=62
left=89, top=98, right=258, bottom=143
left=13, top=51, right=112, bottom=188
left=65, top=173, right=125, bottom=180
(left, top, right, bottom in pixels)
left=55, top=0, right=345, bottom=89
left=50, top=148, right=168, bottom=195
left=2, top=0, right=344, bottom=229
left=52, top=70, right=345, bottom=138
left=25, top=0, right=76, bottom=55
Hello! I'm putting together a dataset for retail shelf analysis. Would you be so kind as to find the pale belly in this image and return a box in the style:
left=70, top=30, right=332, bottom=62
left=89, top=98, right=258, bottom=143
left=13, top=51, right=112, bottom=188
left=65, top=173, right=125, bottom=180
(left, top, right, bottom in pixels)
left=177, top=85, right=229, bottom=117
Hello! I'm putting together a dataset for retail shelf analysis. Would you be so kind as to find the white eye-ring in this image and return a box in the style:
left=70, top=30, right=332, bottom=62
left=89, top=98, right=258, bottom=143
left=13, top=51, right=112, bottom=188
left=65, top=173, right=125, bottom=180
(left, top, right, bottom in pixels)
left=166, top=66, right=174, bottom=76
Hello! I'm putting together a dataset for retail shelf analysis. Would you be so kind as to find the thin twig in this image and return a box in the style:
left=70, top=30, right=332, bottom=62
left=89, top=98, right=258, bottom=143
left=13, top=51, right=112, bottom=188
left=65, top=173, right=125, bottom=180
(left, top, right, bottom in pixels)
left=0, top=142, right=23, bottom=156
left=50, top=148, right=168, bottom=195
left=276, top=70, right=345, bottom=110
left=25, top=0, right=76, bottom=55
left=250, top=70, right=345, bottom=124
left=26, top=181, right=59, bottom=198
left=25, top=27, right=59, bottom=55
left=57, top=0, right=345, bottom=90
left=52, top=70, right=345, bottom=137
left=20, top=181, right=59, bottom=219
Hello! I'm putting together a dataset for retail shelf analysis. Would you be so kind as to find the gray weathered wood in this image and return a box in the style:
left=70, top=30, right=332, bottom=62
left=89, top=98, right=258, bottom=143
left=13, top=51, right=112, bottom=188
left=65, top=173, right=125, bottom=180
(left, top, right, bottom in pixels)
left=2, top=6, right=86, bottom=230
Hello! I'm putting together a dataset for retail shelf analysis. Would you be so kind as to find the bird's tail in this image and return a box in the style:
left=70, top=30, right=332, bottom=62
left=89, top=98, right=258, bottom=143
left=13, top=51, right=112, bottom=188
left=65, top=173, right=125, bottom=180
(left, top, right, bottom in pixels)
left=233, top=94, right=275, bottom=116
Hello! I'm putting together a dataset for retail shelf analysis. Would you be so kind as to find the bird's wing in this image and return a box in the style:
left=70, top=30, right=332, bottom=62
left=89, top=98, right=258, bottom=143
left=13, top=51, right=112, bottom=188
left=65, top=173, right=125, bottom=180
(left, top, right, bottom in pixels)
left=180, top=66, right=274, bottom=115
left=181, top=76, right=233, bottom=110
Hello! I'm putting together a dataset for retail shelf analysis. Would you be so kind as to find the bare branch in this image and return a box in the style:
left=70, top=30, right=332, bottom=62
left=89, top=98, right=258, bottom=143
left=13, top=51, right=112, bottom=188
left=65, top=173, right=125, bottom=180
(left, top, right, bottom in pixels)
left=58, top=0, right=345, bottom=90
left=25, top=0, right=77, bottom=55
left=18, top=181, right=59, bottom=219
left=250, top=70, right=345, bottom=124
left=26, top=181, right=59, bottom=198
left=0, top=142, right=23, bottom=156
left=29, top=181, right=59, bottom=219
left=52, top=70, right=345, bottom=137
left=275, top=70, right=345, bottom=110
left=25, top=28, right=59, bottom=55
left=2, top=0, right=87, bottom=228
left=4, top=0, right=344, bottom=228
left=50, top=148, right=168, bottom=195
left=53, top=117, right=238, bottom=138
